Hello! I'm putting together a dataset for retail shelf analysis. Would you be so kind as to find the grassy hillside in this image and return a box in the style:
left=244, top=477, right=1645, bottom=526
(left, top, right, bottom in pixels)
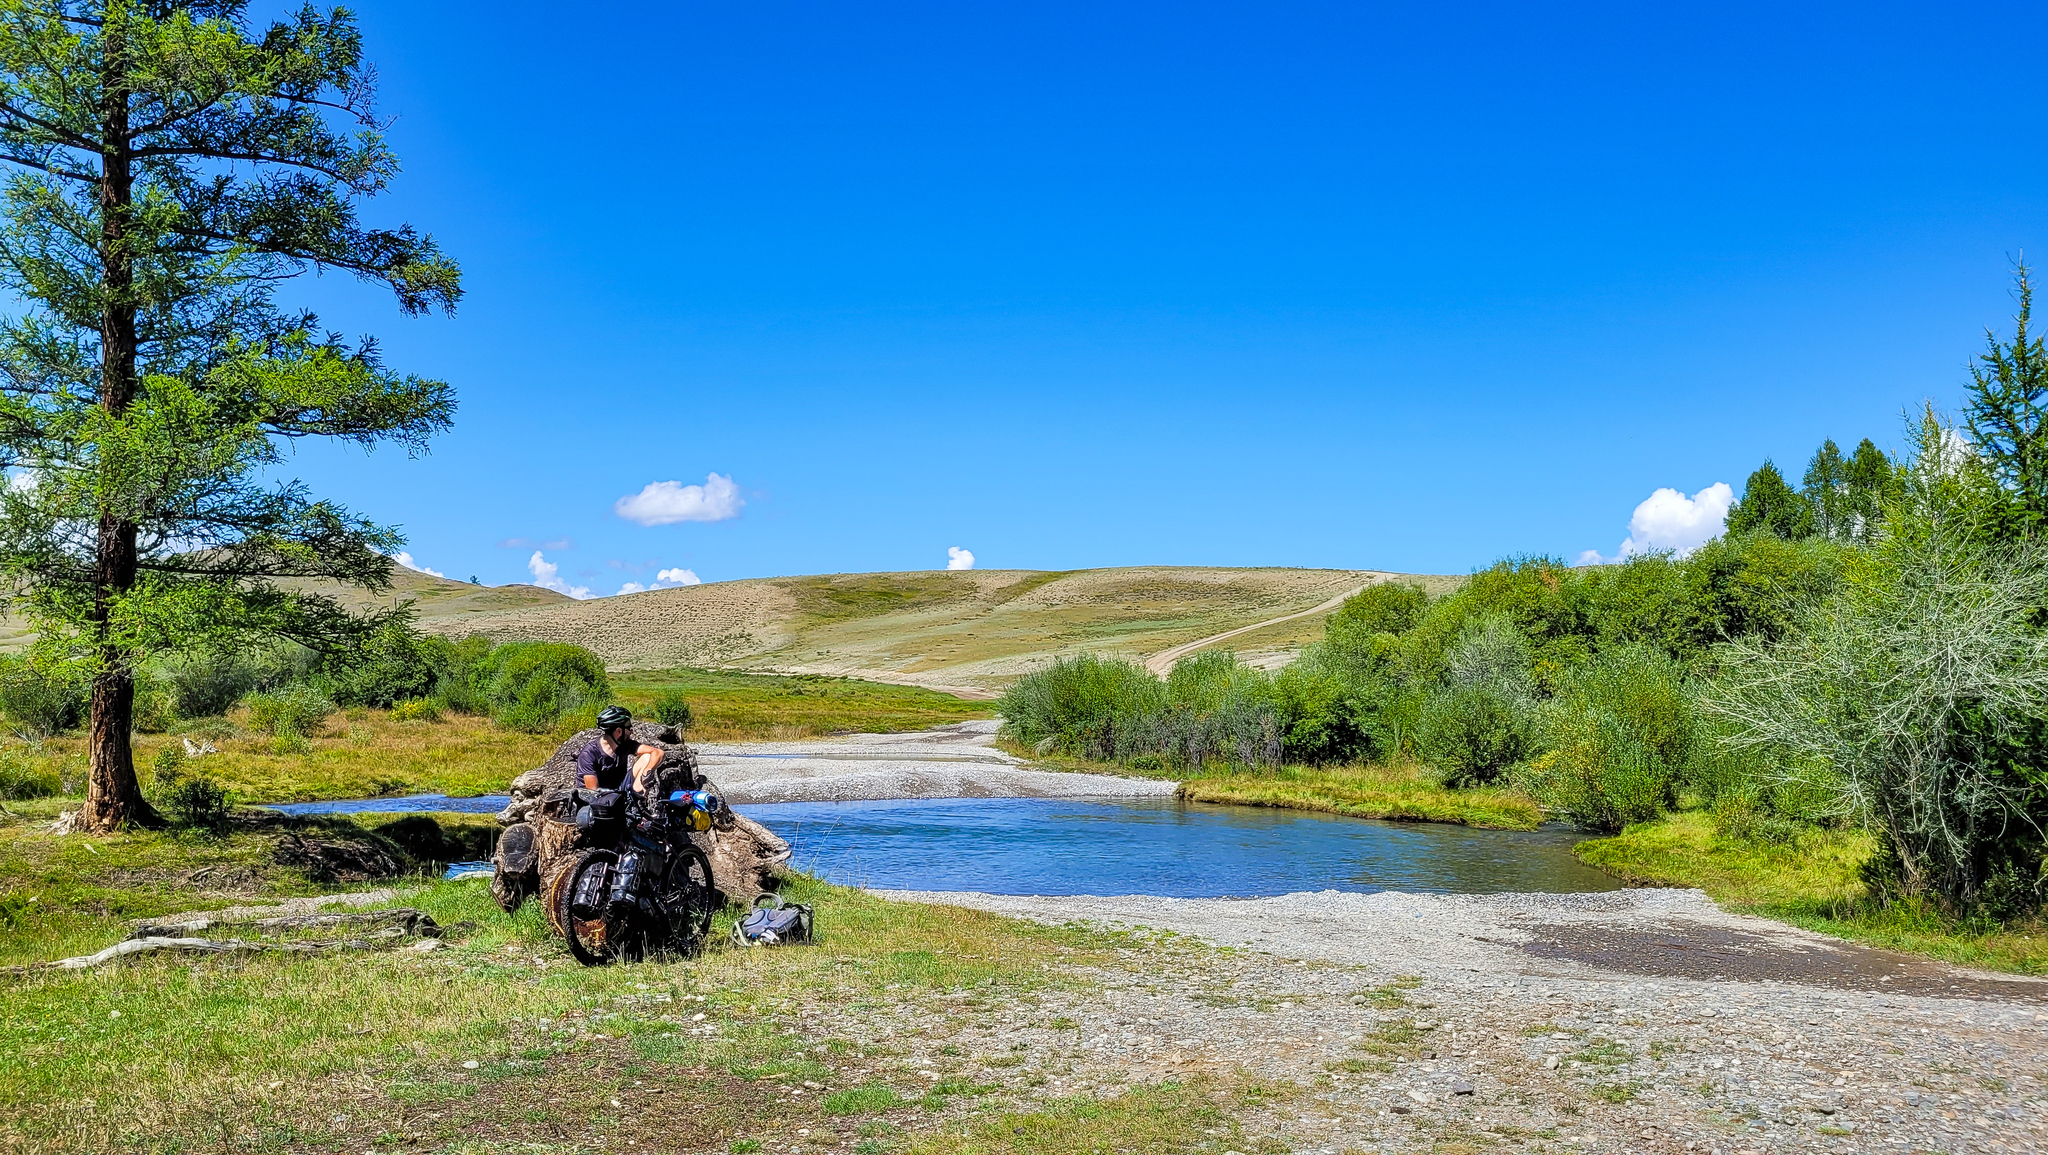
left=412, top=566, right=1457, bottom=694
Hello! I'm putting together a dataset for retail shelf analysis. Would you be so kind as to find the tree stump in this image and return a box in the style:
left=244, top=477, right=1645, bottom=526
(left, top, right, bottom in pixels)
left=490, top=721, right=792, bottom=916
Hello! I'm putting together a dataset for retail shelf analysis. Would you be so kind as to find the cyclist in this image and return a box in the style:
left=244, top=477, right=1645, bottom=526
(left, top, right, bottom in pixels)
left=578, top=706, right=663, bottom=794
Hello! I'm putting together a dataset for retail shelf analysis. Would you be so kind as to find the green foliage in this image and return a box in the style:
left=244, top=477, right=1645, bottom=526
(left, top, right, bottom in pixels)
left=1526, top=645, right=1695, bottom=831
left=1965, top=262, right=2048, bottom=529
left=157, top=644, right=315, bottom=721
left=434, top=635, right=497, bottom=715
left=477, top=642, right=611, bottom=733
left=1726, top=461, right=1812, bottom=539
left=0, top=654, right=85, bottom=739
left=997, top=654, right=1165, bottom=761
left=0, top=745, right=59, bottom=800
left=1416, top=683, right=1534, bottom=786
left=390, top=698, right=442, bottom=723
left=320, top=617, right=452, bottom=708
left=651, top=688, right=694, bottom=730
left=0, top=2, right=460, bottom=826
left=243, top=684, right=335, bottom=753
left=151, top=748, right=233, bottom=837
left=1706, top=410, right=2048, bottom=916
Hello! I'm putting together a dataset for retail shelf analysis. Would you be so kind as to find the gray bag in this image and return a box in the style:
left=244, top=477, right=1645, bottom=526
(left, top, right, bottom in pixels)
left=731, top=892, right=812, bottom=947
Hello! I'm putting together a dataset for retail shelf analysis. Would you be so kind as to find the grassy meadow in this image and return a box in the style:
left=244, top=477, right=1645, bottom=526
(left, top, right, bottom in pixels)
left=0, top=796, right=1247, bottom=1155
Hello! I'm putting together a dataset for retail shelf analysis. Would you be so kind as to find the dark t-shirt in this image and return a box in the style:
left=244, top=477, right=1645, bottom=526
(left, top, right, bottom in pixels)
left=576, top=735, right=642, bottom=791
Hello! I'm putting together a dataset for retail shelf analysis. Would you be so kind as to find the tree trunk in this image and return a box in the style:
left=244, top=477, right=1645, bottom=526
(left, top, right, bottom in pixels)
left=78, top=35, right=156, bottom=833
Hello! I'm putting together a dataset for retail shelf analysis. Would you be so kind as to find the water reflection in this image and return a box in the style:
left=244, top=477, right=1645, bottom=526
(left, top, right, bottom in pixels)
left=746, top=796, right=1620, bottom=898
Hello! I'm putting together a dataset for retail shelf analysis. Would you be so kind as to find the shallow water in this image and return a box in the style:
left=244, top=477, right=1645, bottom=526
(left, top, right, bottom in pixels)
left=263, top=792, right=510, bottom=816
left=745, top=796, right=1620, bottom=898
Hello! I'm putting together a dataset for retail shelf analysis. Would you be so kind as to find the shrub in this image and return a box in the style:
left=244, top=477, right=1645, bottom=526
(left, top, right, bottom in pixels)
left=160, top=643, right=315, bottom=719
left=478, top=642, right=611, bottom=733
left=244, top=683, right=335, bottom=752
left=321, top=618, right=452, bottom=708
left=0, top=746, right=60, bottom=800
left=160, top=773, right=233, bottom=836
left=390, top=697, right=442, bottom=723
left=0, top=655, right=86, bottom=739
left=1529, top=645, right=1694, bottom=830
left=434, top=634, right=497, bottom=714
left=651, top=688, right=694, bottom=730
left=1415, top=683, right=1535, bottom=787
left=997, top=654, right=1164, bottom=761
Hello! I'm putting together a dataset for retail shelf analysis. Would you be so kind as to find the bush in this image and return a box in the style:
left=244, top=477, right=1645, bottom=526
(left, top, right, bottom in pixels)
left=160, top=643, right=314, bottom=719
left=434, top=634, right=497, bottom=714
left=244, top=684, right=335, bottom=752
left=1528, top=645, right=1694, bottom=830
left=651, top=688, right=694, bottom=730
left=390, top=697, right=442, bottom=722
left=478, top=642, right=611, bottom=733
left=161, top=774, right=233, bottom=836
left=0, top=746, right=60, bottom=800
left=997, top=654, right=1165, bottom=762
left=321, top=619, right=453, bottom=708
left=0, top=655, right=86, bottom=738
left=1415, top=683, right=1534, bottom=786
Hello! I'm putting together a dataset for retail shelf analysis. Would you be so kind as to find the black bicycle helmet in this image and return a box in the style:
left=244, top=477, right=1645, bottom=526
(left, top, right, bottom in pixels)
left=596, top=705, right=632, bottom=731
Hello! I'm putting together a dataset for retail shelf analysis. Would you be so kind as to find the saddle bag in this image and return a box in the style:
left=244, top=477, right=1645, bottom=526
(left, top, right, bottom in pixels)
left=573, top=788, right=625, bottom=830
left=731, top=892, right=813, bottom=948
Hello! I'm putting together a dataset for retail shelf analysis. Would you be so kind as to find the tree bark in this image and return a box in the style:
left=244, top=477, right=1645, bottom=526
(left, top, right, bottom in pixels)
left=79, top=27, right=156, bottom=833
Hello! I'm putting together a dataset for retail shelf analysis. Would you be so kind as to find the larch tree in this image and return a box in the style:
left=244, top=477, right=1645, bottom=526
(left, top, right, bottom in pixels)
left=1724, top=460, right=1811, bottom=540
left=1966, top=262, right=2048, bottom=532
left=0, top=1, right=459, bottom=831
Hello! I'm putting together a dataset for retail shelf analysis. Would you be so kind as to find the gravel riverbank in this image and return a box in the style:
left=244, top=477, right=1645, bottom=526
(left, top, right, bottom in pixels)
left=699, top=719, right=1174, bottom=804
left=874, top=887, right=2048, bottom=1153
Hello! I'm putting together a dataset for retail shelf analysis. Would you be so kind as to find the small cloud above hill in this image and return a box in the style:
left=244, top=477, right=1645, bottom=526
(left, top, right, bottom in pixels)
left=614, top=473, right=743, bottom=526
left=946, top=546, right=975, bottom=571
left=391, top=551, right=444, bottom=578
left=1577, top=482, right=1733, bottom=565
left=528, top=550, right=593, bottom=599
left=618, top=567, right=702, bottom=595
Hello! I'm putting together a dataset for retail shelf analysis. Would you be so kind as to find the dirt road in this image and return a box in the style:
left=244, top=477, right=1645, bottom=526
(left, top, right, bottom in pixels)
left=1142, top=583, right=1370, bottom=676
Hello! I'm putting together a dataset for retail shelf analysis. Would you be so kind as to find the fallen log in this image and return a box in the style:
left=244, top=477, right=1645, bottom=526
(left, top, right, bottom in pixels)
left=8, top=924, right=434, bottom=976
left=126, top=908, right=440, bottom=941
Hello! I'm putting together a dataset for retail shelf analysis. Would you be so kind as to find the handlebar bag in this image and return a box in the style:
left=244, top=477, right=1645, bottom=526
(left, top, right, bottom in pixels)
left=573, top=788, right=625, bottom=829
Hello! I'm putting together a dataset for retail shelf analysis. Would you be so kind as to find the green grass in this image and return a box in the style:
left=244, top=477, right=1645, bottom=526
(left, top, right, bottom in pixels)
left=0, top=813, right=1240, bottom=1155
left=0, top=668, right=989, bottom=807
left=1576, top=810, right=2048, bottom=975
left=613, top=667, right=991, bottom=741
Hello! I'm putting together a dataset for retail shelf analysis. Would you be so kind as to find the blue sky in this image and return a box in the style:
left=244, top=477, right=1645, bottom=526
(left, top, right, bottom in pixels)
left=276, top=1, right=2047, bottom=593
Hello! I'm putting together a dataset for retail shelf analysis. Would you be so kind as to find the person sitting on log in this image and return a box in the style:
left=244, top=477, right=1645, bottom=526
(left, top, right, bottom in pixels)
left=579, top=706, right=663, bottom=795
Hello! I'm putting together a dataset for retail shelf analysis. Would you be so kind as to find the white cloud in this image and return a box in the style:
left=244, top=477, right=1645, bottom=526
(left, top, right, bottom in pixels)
left=390, top=551, right=444, bottom=578
left=528, top=550, right=594, bottom=599
left=946, top=546, right=975, bottom=571
left=616, top=567, right=703, bottom=596
left=1579, top=482, right=1734, bottom=565
left=614, top=473, right=743, bottom=526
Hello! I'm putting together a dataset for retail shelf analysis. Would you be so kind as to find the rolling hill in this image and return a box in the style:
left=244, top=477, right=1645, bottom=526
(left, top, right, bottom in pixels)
left=402, top=566, right=1464, bottom=697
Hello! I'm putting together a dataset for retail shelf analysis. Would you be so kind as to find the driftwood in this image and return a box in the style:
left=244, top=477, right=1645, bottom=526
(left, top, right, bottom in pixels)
left=6, top=909, right=441, bottom=976
left=491, top=722, right=792, bottom=914
left=126, top=908, right=440, bottom=941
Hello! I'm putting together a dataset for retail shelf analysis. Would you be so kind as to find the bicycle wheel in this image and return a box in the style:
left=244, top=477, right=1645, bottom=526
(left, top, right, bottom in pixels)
left=657, top=844, right=717, bottom=957
left=556, top=848, right=622, bottom=967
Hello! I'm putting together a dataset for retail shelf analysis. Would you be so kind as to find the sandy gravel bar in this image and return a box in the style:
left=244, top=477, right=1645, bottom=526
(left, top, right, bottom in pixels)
left=698, top=719, right=1174, bottom=804
left=876, top=887, right=2048, bottom=1153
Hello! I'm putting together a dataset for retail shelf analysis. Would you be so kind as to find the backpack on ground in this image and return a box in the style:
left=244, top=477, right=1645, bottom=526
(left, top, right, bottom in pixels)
left=731, top=892, right=812, bottom=947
